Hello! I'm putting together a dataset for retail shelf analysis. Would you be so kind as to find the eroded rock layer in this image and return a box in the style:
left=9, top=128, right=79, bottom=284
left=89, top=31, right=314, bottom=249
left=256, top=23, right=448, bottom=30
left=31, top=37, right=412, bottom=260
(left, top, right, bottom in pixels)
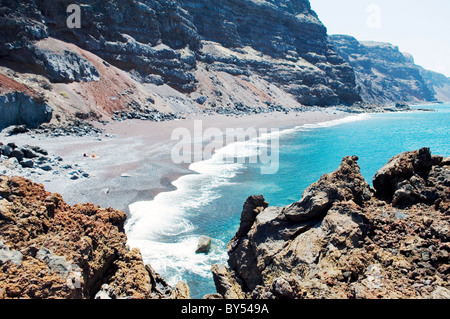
left=0, top=0, right=361, bottom=127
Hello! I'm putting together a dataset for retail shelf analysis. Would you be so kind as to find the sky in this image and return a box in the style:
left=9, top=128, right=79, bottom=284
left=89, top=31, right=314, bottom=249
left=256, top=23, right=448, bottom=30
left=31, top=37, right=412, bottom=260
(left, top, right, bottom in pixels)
left=309, top=0, right=450, bottom=77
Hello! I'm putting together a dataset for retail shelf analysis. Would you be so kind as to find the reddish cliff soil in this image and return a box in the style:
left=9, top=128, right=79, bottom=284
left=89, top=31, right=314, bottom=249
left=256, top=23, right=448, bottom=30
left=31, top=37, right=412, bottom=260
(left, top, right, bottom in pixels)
left=0, top=175, right=187, bottom=299
left=0, top=73, right=39, bottom=98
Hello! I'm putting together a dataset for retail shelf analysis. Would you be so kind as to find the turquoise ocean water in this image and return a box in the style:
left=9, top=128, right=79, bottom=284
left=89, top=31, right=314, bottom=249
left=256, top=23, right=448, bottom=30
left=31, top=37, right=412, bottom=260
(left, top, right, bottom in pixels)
left=125, top=104, right=450, bottom=299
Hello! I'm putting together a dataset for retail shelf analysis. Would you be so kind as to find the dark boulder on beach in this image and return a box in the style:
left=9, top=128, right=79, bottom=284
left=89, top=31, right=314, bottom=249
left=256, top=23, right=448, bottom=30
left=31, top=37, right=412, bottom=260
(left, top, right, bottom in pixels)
left=1, top=125, right=29, bottom=136
left=214, top=149, right=450, bottom=299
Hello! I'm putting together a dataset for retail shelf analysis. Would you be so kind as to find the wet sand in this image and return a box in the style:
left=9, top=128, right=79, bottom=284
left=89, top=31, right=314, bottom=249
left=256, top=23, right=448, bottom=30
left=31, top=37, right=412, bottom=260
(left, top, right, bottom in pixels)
left=0, top=108, right=349, bottom=214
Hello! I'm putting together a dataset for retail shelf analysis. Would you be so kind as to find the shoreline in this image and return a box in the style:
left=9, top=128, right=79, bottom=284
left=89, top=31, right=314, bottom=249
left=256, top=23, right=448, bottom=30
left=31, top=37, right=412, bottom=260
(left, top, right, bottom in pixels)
left=1, top=104, right=441, bottom=218
left=1, top=108, right=351, bottom=215
left=5, top=102, right=442, bottom=217
left=1, top=104, right=447, bottom=299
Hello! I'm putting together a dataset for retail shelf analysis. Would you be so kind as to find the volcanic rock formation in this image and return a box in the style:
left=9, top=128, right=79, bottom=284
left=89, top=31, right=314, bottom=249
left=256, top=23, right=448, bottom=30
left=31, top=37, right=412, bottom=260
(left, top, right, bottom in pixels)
left=213, top=148, right=450, bottom=299
left=0, top=175, right=189, bottom=299
left=0, top=0, right=362, bottom=130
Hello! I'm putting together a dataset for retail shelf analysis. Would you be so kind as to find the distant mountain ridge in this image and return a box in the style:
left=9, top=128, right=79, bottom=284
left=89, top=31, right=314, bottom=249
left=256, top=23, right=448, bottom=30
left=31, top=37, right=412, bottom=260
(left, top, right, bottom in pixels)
left=419, top=68, right=450, bottom=103
left=330, top=34, right=450, bottom=104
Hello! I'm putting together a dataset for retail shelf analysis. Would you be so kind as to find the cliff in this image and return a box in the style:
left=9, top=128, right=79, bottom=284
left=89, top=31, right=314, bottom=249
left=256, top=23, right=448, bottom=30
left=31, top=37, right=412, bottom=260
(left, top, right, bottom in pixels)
left=4, top=1, right=450, bottom=131
left=179, top=0, right=361, bottom=106
left=0, top=73, right=52, bottom=130
left=0, top=175, right=190, bottom=299
left=213, top=148, right=450, bottom=299
left=3, top=1, right=450, bottom=132
left=0, top=0, right=363, bottom=130
left=330, top=34, right=447, bottom=104
left=419, top=68, right=450, bottom=103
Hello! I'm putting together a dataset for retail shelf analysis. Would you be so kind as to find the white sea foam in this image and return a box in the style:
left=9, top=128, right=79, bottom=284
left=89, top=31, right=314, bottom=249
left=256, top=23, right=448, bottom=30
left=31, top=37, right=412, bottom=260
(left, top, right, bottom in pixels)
left=126, top=163, right=236, bottom=242
left=131, top=236, right=228, bottom=287
left=125, top=136, right=249, bottom=282
left=296, top=113, right=371, bottom=130
left=125, top=112, right=371, bottom=287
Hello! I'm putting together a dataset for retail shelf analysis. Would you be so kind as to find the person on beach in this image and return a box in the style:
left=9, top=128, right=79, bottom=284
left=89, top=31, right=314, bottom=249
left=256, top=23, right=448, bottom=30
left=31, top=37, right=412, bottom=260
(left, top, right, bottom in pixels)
left=83, top=152, right=100, bottom=159
left=91, top=152, right=99, bottom=159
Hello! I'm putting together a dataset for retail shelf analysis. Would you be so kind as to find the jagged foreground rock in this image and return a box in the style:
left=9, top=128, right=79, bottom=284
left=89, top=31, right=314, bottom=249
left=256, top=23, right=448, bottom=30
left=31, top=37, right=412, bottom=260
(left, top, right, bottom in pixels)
left=0, top=175, right=189, bottom=299
left=213, top=148, right=450, bottom=299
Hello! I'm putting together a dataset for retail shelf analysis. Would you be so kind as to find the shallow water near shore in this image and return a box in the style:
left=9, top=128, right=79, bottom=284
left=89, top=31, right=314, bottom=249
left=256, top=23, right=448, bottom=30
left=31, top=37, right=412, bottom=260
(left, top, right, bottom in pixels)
left=125, top=104, right=450, bottom=299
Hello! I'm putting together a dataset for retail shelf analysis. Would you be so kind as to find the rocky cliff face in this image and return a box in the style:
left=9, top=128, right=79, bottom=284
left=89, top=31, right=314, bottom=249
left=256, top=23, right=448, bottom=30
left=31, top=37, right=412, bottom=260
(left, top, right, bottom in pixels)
left=180, top=0, right=361, bottom=106
left=329, top=35, right=443, bottom=104
left=2, top=0, right=449, bottom=131
left=0, top=0, right=199, bottom=90
left=0, top=73, right=52, bottom=130
left=0, top=175, right=190, bottom=299
left=0, top=0, right=361, bottom=104
left=213, top=148, right=450, bottom=299
left=0, top=0, right=364, bottom=130
left=419, top=68, right=450, bottom=103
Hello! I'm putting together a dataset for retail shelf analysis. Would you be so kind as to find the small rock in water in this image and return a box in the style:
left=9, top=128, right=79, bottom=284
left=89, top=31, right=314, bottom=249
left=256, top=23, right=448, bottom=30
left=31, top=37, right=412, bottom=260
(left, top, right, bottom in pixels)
left=195, top=236, right=212, bottom=254
left=95, top=284, right=112, bottom=299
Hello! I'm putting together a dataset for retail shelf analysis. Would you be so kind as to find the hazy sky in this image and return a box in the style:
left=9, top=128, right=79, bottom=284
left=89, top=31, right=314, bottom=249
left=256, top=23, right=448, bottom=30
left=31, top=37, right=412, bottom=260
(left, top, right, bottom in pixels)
left=309, top=0, right=450, bottom=77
